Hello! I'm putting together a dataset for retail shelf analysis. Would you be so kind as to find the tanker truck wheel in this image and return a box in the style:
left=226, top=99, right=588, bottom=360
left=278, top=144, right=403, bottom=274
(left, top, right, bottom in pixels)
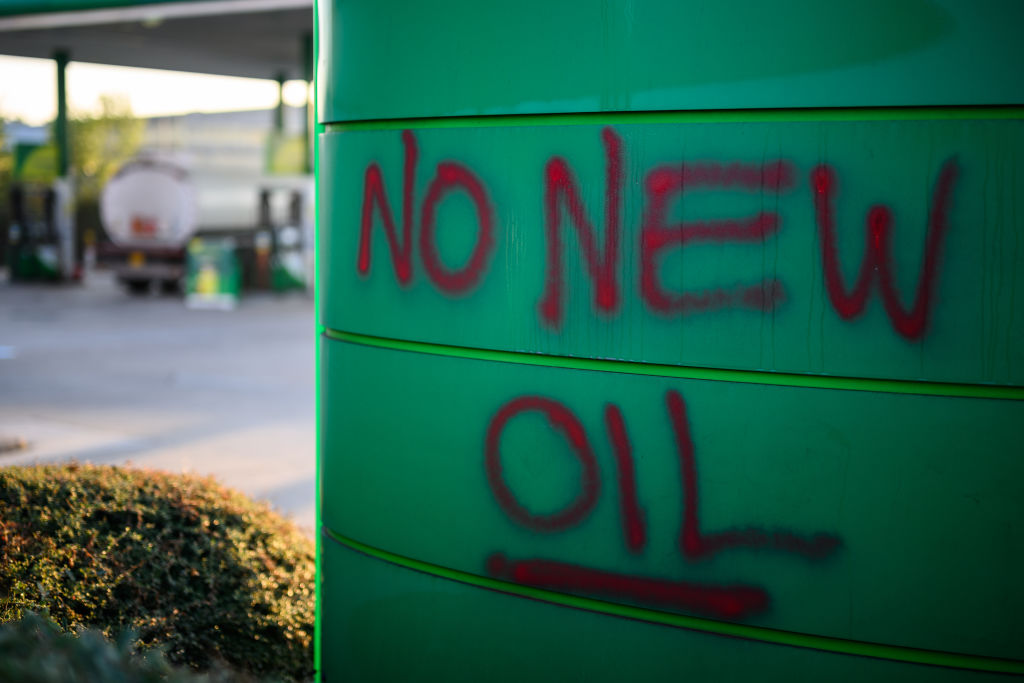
left=160, top=279, right=181, bottom=295
left=122, top=278, right=151, bottom=295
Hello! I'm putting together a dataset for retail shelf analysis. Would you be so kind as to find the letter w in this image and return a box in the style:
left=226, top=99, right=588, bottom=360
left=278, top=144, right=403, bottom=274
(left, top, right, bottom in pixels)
left=810, top=158, right=958, bottom=340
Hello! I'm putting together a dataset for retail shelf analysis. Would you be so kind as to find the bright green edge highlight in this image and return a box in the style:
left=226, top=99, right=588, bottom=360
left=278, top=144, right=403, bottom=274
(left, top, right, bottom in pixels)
left=312, top=1, right=323, bottom=680
left=324, top=329, right=1024, bottom=401
left=323, top=528, right=1024, bottom=675
left=325, top=106, right=1024, bottom=131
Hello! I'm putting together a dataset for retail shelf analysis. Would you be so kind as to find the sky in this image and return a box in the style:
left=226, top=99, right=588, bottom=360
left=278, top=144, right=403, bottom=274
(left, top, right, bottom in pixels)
left=0, top=54, right=310, bottom=126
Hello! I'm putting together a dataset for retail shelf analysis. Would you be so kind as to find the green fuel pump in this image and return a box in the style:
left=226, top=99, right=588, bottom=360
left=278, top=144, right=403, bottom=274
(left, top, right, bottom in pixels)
left=7, top=180, right=76, bottom=282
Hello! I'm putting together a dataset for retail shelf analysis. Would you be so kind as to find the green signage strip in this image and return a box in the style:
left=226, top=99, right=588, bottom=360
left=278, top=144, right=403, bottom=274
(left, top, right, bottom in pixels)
left=323, top=530, right=1024, bottom=676
left=321, top=1, right=1024, bottom=123
left=318, top=3, right=1024, bottom=681
left=321, top=118, right=1024, bottom=386
left=320, top=337, right=1024, bottom=662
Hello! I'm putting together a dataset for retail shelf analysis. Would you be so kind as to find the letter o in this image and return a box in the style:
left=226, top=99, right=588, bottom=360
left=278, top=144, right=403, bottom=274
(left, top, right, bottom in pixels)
left=485, top=396, right=600, bottom=532
left=419, top=162, right=495, bottom=294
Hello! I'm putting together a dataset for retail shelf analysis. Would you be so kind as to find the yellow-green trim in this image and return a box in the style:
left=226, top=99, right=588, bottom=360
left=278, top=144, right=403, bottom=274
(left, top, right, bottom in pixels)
left=324, top=329, right=1024, bottom=401
left=312, top=1, right=324, bottom=680
left=324, top=105, right=1024, bottom=132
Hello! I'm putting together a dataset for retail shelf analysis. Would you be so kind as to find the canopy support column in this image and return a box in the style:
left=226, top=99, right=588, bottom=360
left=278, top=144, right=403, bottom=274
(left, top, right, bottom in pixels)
left=52, top=49, right=76, bottom=279
left=274, top=71, right=286, bottom=134
left=54, top=49, right=70, bottom=176
left=302, top=31, right=313, bottom=174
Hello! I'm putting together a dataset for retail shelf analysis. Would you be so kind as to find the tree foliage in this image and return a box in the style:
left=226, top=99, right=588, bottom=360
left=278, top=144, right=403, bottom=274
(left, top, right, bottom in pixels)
left=2, top=95, right=143, bottom=195
left=70, top=94, right=144, bottom=198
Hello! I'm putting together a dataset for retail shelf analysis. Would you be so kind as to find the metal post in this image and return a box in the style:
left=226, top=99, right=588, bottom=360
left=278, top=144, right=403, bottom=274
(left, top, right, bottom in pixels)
left=275, top=71, right=286, bottom=134
left=302, top=32, right=313, bottom=174
left=52, top=49, right=77, bottom=279
left=54, top=50, right=70, bottom=176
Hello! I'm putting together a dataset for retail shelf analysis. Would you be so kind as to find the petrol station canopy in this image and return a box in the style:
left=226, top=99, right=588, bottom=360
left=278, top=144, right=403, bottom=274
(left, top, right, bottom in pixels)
left=0, top=0, right=313, bottom=80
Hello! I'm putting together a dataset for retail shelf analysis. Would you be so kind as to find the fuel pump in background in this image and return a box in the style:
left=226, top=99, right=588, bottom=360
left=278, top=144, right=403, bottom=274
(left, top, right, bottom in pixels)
left=253, top=181, right=310, bottom=292
left=52, top=176, right=76, bottom=280
left=7, top=180, right=78, bottom=282
left=272, top=188, right=306, bottom=291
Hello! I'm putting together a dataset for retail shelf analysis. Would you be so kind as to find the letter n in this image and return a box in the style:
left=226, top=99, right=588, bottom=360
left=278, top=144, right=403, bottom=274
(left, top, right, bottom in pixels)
left=538, top=127, right=623, bottom=329
left=356, top=130, right=417, bottom=285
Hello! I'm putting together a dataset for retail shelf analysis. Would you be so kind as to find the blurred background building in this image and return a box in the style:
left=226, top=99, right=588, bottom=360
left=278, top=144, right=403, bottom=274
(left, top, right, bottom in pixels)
left=0, top=0, right=317, bottom=530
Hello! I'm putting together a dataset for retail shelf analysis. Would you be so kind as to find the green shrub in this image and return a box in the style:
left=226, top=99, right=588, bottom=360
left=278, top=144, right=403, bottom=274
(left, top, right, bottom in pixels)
left=0, top=610, right=213, bottom=683
left=0, top=464, right=314, bottom=681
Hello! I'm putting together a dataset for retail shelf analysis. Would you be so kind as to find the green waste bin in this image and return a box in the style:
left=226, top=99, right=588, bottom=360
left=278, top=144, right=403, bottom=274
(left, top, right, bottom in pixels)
left=317, top=2, right=1024, bottom=680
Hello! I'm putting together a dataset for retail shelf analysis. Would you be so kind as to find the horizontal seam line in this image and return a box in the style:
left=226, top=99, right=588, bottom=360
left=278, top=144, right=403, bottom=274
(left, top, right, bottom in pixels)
left=322, top=328, right=1024, bottom=401
left=321, top=105, right=1024, bottom=130
left=322, top=527, right=1024, bottom=674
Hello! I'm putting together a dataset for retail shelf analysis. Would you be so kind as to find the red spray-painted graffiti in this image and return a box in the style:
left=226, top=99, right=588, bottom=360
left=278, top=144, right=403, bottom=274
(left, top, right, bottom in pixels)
left=356, top=128, right=959, bottom=339
left=668, top=391, right=840, bottom=561
left=420, top=162, right=495, bottom=294
left=605, top=404, right=646, bottom=553
left=811, top=159, right=959, bottom=340
left=484, top=390, right=841, bottom=620
left=357, top=130, right=417, bottom=285
left=486, top=552, right=768, bottom=620
left=640, top=158, right=792, bottom=317
left=485, top=396, right=600, bottom=532
left=357, top=130, right=496, bottom=295
left=539, top=127, right=623, bottom=329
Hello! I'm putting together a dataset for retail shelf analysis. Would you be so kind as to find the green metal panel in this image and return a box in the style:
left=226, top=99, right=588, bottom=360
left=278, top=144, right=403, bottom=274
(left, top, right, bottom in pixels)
left=320, top=117, right=1024, bottom=386
left=320, top=336, right=1024, bottom=662
left=320, top=537, right=1020, bottom=682
left=317, top=2, right=1024, bottom=680
left=320, top=1, right=1024, bottom=123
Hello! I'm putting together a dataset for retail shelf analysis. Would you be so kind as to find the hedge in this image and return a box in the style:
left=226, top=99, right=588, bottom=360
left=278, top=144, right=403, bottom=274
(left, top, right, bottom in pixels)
left=0, top=463, right=314, bottom=681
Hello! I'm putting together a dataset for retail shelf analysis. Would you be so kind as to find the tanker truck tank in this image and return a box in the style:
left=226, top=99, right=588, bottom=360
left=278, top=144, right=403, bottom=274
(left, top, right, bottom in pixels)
left=99, top=153, right=263, bottom=294
left=100, top=154, right=195, bottom=293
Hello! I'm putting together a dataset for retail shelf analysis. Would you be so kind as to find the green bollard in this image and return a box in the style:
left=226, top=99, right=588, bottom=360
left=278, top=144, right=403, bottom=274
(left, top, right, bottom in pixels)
left=317, top=2, right=1024, bottom=680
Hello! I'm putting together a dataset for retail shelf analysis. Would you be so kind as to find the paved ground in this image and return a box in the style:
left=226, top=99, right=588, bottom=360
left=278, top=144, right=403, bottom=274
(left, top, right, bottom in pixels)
left=0, top=270, right=316, bottom=534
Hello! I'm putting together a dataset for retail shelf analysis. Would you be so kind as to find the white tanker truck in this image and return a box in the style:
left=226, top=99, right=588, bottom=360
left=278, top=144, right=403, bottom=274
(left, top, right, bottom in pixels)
left=99, top=153, right=313, bottom=293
